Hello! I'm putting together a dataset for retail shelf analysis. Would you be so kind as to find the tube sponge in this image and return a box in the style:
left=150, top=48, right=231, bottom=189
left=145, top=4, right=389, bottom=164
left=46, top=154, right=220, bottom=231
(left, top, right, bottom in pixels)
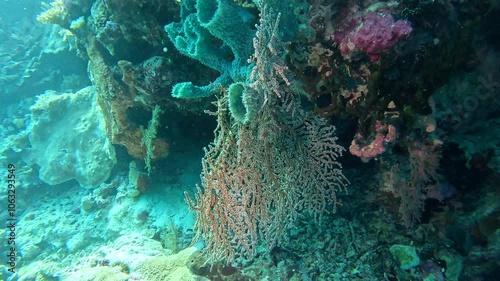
left=228, top=82, right=262, bottom=124
left=166, top=14, right=232, bottom=73
left=165, top=0, right=256, bottom=99
left=197, top=0, right=255, bottom=61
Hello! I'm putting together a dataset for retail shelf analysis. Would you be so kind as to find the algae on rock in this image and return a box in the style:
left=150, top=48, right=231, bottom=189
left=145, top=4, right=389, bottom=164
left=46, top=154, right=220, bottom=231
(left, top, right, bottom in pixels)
left=141, top=105, right=162, bottom=175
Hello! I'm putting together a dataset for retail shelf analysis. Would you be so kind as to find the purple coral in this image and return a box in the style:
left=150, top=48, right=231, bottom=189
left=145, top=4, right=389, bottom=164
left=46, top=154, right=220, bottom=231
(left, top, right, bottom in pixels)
left=334, top=11, right=413, bottom=62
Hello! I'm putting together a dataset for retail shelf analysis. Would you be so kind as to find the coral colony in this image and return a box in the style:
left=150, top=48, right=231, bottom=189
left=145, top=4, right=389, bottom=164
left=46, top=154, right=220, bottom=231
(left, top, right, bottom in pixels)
left=0, top=0, right=498, bottom=280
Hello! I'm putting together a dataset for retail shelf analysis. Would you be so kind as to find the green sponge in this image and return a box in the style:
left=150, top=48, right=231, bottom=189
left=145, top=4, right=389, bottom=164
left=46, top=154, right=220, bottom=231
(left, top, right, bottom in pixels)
left=228, top=82, right=262, bottom=124
left=165, top=0, right=256, bottom=99
left=197, top=0, right=255, bottom=61
left=389, top=244, right=421, bottom=270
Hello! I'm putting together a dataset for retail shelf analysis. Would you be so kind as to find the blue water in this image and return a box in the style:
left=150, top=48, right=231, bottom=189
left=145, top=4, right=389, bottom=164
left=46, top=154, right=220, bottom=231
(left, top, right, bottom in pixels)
left=0, top=0, right=498, bottom=280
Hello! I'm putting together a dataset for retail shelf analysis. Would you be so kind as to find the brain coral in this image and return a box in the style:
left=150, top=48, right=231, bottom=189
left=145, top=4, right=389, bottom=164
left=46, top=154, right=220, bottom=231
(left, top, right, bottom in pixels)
left=134, top=247, right=204, bottom=281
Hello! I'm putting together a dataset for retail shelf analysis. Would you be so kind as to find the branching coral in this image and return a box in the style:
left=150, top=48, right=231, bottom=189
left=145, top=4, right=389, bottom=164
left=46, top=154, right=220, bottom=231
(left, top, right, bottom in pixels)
left=186, top=92, right=348, bottom=263
left=37, top=0, right=69, bottom=26
left=185, top=7, right=348, bottom=263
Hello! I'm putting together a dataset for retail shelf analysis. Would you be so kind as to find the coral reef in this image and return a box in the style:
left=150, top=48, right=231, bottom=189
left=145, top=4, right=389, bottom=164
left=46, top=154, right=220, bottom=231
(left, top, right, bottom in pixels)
left=2, top=0, right=498, bottom=280
left=86, top=38, right=169, bottom=161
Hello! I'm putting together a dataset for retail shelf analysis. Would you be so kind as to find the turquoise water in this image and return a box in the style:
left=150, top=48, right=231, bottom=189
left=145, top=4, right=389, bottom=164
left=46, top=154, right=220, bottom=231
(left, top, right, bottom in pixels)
left=0, top=0, right=498, bottom=280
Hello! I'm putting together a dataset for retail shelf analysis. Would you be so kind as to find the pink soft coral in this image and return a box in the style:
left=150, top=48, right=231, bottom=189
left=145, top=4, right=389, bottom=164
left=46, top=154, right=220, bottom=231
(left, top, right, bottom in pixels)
left=334, top=11, right=413, bottom=62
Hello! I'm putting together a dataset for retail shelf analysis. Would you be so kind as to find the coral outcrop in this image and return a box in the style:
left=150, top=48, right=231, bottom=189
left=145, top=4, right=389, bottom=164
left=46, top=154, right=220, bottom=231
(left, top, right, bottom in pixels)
left=27, top=86, right=116, bottom=188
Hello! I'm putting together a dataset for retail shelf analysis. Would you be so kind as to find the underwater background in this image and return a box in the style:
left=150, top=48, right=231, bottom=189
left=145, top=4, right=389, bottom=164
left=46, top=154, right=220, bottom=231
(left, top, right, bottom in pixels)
left=0, top=0, right=499, bottom=280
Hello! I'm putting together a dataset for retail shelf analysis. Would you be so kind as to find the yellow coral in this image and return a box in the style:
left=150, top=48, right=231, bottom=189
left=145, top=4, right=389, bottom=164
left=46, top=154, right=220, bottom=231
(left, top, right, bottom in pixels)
left=36, top=0, right=67, bottom=26
left=58, top=29, right=74, bottom=42
left=135, top=247, right=205, bottom=281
